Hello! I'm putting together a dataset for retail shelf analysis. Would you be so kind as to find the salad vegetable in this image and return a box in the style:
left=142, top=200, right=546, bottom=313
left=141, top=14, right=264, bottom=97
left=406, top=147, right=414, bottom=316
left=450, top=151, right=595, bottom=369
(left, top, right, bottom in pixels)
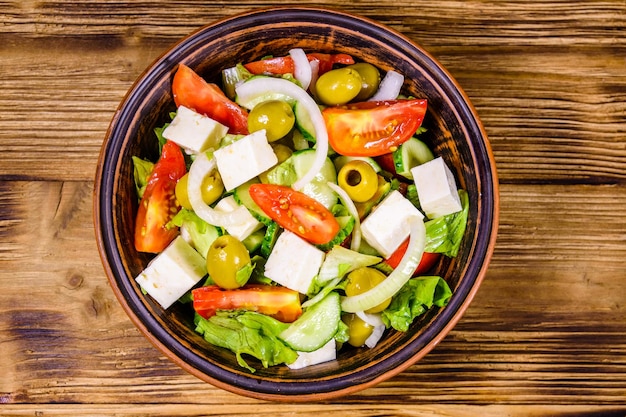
left=172, top=63, right=249, bottom=135
left=131, top=49, right=469, bottom=372
left=134, top=140, right=186, bottom=253
left=323, top=99, right=428, bottom=157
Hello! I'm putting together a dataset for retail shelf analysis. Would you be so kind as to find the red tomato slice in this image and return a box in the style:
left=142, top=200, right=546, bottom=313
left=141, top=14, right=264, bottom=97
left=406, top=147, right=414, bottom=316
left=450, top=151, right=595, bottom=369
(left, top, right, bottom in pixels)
left=385, top=237, right=441, bottom=276
left=172, top=63, right=249, bottom=135
left=307, top=53, right=355, bottom=74
left=244, top=53, right=355, bottom=76
left=248, top=184, right=340, bottom=245
left=134, top=141, right=187, bottom=253
left=244, top=56, right=295, bottom=75
left=192, top=284, right=303, bottom=323
left=323, top=99, right=427, bottom=157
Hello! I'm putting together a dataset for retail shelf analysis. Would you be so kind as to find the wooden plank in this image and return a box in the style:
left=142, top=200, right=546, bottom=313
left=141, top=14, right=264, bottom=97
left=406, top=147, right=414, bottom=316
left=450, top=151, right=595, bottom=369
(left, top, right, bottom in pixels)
left=1, top=404, right=625, bottom=417
left=2, top=1, right=625, bottom=47
left=0, top=3, right=625, bottom=182
left=1, top=181, right=625, bottom=405
left=1, top=42, right=625, bottom=183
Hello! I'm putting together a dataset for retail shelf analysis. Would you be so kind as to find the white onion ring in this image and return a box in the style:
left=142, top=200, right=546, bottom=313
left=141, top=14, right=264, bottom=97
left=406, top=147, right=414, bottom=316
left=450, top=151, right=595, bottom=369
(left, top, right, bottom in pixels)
left=327, top=182, right=361, bottom=251
left=187, top=152, right=250, bottom=227
left=368, top=70, right=404, bottom=101
left=289, top=48, right=312, bottom=91
left=308, top=59, right=320, bottom=96
left=236, top=77, right=328, bottom=191
left=365, top=323, right=386, bottom=348
left=341, top=215, right=425, bottom=313
left=356, top=311, right=384, bottom=327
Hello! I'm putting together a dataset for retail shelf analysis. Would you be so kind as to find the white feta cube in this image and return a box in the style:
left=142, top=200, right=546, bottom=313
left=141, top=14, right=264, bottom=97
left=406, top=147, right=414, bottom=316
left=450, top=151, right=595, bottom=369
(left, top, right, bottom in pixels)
left=213, top=130, right=278, bottom=191
left=135, top=236, right=207, bottom=309
left=411, top=156, right=462, bottom=219
left=214, top=195, right=263, bottom=241
left=360, top=190, right=424, bottom=258
left=264, top=231, right=325, bottom=294
left=287, top=339, right=336, bottom=370
left=162, top=105, right=228, bottom=154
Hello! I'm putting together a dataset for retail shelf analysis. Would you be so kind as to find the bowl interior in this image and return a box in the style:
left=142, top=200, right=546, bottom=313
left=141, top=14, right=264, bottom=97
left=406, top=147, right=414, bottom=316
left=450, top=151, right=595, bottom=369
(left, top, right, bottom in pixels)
left=95, top=7, right=498, bottom=401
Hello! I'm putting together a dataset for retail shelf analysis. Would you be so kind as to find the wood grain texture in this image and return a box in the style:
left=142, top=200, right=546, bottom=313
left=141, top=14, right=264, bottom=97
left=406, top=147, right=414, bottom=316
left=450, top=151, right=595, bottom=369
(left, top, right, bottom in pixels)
left=1, top=0, right=626, bottom=414
left=2, top=182, right=625, bottom=409
left=1, top=1, right=624, bottom=183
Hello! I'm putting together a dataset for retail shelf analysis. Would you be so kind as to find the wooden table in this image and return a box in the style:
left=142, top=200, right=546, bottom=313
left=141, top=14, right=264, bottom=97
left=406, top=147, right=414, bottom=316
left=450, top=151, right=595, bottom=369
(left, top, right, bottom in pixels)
left=1, top=1, right=625, bottom=415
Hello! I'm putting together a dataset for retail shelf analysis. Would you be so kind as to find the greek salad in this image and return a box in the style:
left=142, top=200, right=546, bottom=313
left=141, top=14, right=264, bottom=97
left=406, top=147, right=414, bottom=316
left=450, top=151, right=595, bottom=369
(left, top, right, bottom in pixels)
left=132, top=49, right=468, bottom=372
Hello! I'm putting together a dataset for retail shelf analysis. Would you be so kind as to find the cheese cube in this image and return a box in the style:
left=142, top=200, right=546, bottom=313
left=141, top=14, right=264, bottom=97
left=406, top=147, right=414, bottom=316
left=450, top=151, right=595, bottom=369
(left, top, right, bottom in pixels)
left=360, top=190, right=424, bottom=258
left=162, top=105, right=228, bottom=154
left=264, top=231, right=325, bottom=294
left=411, top=157, right=462, bottom=219
left=214, top=195, right=263, bottom=241
left=288, top=339, right=336, bottom=370
left=135, top=236, right=207, bottom=309
left=213, top=130, right=278, bottom=191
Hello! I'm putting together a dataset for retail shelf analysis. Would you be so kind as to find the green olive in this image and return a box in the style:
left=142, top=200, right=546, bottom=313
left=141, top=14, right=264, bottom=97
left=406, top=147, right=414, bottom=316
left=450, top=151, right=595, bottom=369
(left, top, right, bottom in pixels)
left=206, top=235, right=251, bottom=289
left=345, top=267, right=391, bottom=313
left=315, top=67, right=362, bottom=105
left=348, top=63, right=381, bottom=101
left=201, top=170, right=224, bottom=205
left=248, top=100, right=295, bottom=142
left=337, top=160, right=379, bottom=203
left=342, top=313, right=374, bottom=347
left=259, top=144, right=293, bottom=184
left=175, top=173, right=192, bottom=210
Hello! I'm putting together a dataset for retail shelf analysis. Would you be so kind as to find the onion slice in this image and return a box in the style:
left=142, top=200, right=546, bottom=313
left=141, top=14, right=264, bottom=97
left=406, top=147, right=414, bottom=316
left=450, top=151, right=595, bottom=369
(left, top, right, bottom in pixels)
left=327, top=182, right=361, bottom=251
left=355, top=311, right=384, bottom=328
left=187, top=152, right=250, bottom=227
left=308, top=59, right=320, bottom=97
left=368, top=70, right=404, bottom=101
left=235, top=77, right=328, bottom=191
left=289, top=48, right=312, bottom=91
left=341, top=216, right=426, bottom=313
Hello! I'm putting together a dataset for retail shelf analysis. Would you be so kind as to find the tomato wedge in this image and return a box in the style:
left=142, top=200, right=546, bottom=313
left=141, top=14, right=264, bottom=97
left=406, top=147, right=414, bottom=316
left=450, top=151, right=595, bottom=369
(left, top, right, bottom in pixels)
left=385, top=238, right=441, bottom=276
left=134, top=141, right=187, bottom=253
left=323, top=99, right=428, bottom=157
left=192, top=284, right=303, bottom=323
left=248, top=184, right=340, bottom=245
left=244, top=53, right=355, bottom=76
left=172, top=63, right=249, bottom=135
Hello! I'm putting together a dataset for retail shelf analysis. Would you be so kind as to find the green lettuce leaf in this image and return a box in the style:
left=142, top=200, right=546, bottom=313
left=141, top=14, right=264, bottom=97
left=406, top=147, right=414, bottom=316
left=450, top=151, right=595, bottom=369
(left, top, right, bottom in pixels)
left=424, top=189, right=469, bottom=257
left=334, top=318, right=350, bottom=344
left=381, top=276, right=452, bottom=332
left=194, top=311, right=298, bottom=372
left=170, top=208, right=220, bottom=258
left=131, top=156, right=154, bottom=200
left=235, top=262, right=254, bottom=287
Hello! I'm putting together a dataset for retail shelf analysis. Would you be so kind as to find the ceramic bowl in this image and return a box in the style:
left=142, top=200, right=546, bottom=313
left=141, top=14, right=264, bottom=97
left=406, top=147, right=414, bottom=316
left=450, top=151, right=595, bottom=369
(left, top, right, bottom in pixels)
left=94, top=7, right=499, bottom=401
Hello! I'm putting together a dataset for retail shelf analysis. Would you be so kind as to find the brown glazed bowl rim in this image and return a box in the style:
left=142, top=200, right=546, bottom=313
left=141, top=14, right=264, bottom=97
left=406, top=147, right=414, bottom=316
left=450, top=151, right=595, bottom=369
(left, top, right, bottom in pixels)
left=94, top=6, right=499, bottom=401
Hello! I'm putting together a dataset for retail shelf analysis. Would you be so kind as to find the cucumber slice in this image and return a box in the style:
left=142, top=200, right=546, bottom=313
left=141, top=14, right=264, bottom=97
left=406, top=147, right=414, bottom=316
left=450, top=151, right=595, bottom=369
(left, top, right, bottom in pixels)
left=393, top=137, right=434, bottom=180
left=291, top=128, right=310, bottom=151
left=294, top=100, right=317, bottom=142
left=279, top=291, right=341, bottom=352
left=221, top=63, right=253, bottom=100
left=233, top=180, right=273, bottom=226
left=261, top=221, right=281, bottom=258
left=291, top=150, right=337, bottom=209
left=266, top=149, right=338, bottom=210
left=235, top=76, right=296, bottom=110
left=316, top=215, right=355, bottom=252
left=333, top=155, right=381, bottom=174
left=242, top=228, right=265, bottom=253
